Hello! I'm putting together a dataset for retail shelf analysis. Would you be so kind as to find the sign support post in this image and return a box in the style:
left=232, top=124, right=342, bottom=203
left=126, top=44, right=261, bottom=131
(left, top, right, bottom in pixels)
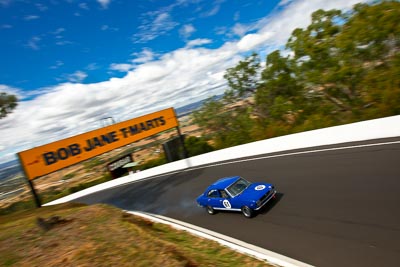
left=27, top=178, right=41, bottom=208
left=176, top=126, right=188, bottom=158
left=18, top=154, right=42, bottom=208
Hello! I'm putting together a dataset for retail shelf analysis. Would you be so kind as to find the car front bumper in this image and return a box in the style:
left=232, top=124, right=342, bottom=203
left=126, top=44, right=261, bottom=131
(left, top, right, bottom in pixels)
left=254, top=190, right=276, bottom=210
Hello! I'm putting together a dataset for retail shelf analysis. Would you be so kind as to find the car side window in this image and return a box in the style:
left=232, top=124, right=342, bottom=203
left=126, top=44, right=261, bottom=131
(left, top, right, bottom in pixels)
left=207, top=189, right=220, bottom=198
left=220, top=190, right=228, bottom=198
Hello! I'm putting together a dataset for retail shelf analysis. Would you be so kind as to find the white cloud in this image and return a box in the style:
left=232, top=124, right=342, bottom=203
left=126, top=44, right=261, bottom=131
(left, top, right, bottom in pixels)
left=186, top=38, right=212, bottom=48
left=133, top=11, right=178, bottom=43
left=237, top=32, right=274, bottom=51
left=101, top=25, right=118, bottom=31
left=97, top=0, right=111, bottom=9
left=86, top=63, right=100, bottom=71
left=233, top=11, right=240, bottom=21
left=0, top=45, right=237, bottom=161
left=50, top=28, right=72, bottom=45
left=52, top=28, right=65, bottom=35
left=109, top=63, right=132, bottom=72
left=0, top=84, right=46, bottom=101
left=131, top=0, right=226, bottom=44
left=110, top=49, right=157, bottom=72
left=200, top=2, right=221, bottom=17
left=55, top=40, right=73, bottom=46
left=232, top=23, right=249, bottom=37
left=24, top=15, right=40, bottom=21
left=26, top=36, right=41, bottom=50
left=79, top=3, right=89, bottom=10
left=215, top=26, right=228, bottom=36
left=179, top=24, right=196, bottom=39
left=63, top=71, right=88, bottom=83
left=35, top=3, right=48, bottom=12
left=132, top=48, right=155, bottom=64
left=279, top=0, right=294, bottom=6
left=254, top=0, right=363, bottom=49
left=0, top=85, right=22, bottom=99
left=0, top=0, right=370, bottom=163
left=50, top=60, right=64, bottom=69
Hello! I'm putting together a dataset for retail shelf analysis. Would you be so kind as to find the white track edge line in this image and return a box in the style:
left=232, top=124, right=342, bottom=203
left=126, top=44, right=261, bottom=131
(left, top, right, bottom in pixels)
left=126, top=210, right=315, bottom=267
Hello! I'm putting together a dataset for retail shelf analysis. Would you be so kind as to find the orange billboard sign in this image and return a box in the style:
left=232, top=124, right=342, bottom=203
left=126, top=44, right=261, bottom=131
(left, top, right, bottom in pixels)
left=18, top=108, right=179, bottom=180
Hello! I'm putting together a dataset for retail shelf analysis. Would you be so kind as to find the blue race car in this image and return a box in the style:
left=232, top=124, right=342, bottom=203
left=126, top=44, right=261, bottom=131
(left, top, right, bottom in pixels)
left=196, top=176, right=276, bottom=218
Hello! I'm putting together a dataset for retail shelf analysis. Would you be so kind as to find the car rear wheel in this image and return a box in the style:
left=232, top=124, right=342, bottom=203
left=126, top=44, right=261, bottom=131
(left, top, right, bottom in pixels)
left=241, top=206, right=254, bottom=218
left=206, top=205, right=217, bottom=215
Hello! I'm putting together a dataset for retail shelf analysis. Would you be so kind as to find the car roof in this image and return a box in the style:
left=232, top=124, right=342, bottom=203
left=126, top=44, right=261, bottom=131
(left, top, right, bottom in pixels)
left=209, top=176, right=240, bottom=190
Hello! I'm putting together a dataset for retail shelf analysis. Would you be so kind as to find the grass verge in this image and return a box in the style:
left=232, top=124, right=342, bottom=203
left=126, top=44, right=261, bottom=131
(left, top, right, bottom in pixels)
left=0, top=203, right=273, bottom=267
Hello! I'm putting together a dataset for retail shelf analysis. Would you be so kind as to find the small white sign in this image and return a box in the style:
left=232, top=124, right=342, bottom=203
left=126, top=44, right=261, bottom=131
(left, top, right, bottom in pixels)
left=255, top=185, right=266, bottom=191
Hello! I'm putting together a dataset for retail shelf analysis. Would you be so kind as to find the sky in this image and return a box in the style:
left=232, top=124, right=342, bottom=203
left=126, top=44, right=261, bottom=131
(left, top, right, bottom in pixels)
left=0, top=0, right=369, bottom=164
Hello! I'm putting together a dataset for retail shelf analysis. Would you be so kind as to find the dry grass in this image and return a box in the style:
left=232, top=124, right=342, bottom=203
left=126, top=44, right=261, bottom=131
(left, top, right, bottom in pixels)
left=0, top=203, right=273, bottom=267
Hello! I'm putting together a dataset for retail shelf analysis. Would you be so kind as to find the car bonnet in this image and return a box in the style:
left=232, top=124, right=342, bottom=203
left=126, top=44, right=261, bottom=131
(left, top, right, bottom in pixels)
left=239, top=183, right=273, bottom=200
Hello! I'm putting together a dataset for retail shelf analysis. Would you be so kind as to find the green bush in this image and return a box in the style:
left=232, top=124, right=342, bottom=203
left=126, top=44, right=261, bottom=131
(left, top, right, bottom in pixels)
left=0, top=200, right=36, bottom=216
left=63, top=173, right=75, bottom=180
left=139, top=157, right=167, bottom=171
left=68, top=173, right=112, bottom=194
left=185, top=136, right=214, bottom=157
left=83, top=158, right=104, bottom=169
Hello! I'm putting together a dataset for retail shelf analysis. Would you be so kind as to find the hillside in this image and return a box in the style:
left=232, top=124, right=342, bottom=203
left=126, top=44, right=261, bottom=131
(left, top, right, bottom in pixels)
left=0, top=203, right=271, bottom=267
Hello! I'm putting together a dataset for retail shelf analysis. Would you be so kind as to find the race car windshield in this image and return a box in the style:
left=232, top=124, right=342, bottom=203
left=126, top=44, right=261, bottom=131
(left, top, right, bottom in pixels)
left=226, top=177, right=251, bottom=197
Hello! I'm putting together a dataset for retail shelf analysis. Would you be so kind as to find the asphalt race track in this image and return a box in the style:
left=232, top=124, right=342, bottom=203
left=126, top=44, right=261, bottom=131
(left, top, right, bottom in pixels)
left=73, top=137, right=400, bottom=267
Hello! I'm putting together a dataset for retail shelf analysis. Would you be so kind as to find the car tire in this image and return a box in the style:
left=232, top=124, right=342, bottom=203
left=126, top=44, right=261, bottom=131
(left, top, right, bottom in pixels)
left=206, top=205, right=217, bottom=215
left=241, top=206, right=254, bottom=218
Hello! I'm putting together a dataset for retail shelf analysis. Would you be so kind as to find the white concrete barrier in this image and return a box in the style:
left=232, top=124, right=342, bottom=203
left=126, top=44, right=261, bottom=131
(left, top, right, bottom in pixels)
left=188, top=114, right=400, bottom=166
left=46, top=115, right=400, bottom=205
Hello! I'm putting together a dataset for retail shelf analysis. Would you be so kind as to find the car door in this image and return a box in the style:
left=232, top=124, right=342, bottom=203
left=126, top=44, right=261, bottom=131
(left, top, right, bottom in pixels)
left=220, top=189, right=240, bottom=210
left=206, top=189, right=224, bottom=209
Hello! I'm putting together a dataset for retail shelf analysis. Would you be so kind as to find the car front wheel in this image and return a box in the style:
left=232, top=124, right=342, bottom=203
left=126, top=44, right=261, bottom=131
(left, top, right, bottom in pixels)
left=241, top=206, right=254, bottom=218
left=206, top=205, right=217, bottom=215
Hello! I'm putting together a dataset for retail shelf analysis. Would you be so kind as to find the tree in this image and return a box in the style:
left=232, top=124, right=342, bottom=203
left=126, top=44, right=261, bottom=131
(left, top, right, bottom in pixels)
left=193, top=1, right=400, bottom=148
left=286, top=1, right=400, bottom=119
left=286, top=9, right=358, bottom=115
left=338, top=2, right=400, bottom=62
left=192, top=97, right=228, bottom=133
left=335, top=1, right=400, bottom=118
left=223, top=52, right=261, bottom=101
left=256, top=50, right=302, bottom=121
left=192, top=97, right=255, bottom=148
left=0, top=92, right=18, bottom=119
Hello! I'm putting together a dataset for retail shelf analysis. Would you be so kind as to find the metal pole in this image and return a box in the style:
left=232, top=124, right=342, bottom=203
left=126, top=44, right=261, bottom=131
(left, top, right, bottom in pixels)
left=18, top=154, right=41, bottom=208
left=27, top=178, right=41, bottom=208
left=176, top=126, right=188, bottom=158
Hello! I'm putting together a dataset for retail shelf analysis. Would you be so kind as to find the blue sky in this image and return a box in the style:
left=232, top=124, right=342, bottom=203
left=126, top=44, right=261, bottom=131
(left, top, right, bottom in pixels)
left=0, top=0, right=368, bottom=164
left=1, top=0, right=280, bottom=92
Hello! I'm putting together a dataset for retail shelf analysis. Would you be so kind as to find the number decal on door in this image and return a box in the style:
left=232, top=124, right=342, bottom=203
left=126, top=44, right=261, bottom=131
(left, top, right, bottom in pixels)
left=223, top=199, right=231, bottom=209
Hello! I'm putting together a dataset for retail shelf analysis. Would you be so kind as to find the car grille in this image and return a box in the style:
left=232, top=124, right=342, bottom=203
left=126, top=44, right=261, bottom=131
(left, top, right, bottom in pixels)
left=256, top=188, right=274, bottom=206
